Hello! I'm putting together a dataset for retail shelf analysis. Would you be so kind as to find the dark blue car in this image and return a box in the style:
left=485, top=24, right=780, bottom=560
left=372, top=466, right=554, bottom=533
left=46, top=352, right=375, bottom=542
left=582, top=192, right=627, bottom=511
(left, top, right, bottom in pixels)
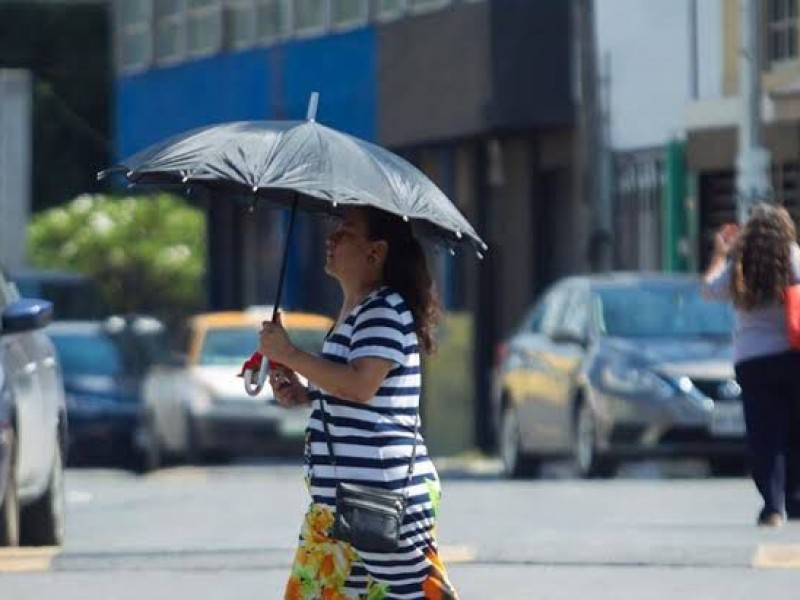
left=47, top=318, right=165, bottom=471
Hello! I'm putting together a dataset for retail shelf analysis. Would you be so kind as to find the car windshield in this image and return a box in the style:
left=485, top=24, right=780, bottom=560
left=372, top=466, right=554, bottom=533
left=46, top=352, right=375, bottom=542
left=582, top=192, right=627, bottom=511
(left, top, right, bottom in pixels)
left=596, top=283, right=734, bottom=338
left=50, top=332, right=124, bottom=377
left=198, top=326, right=328, bottom=366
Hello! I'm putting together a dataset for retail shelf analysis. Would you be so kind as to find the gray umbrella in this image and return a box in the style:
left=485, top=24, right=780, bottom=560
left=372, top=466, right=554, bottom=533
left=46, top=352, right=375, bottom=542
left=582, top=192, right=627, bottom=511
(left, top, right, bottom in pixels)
left=99, top=95, right=486, bottom=393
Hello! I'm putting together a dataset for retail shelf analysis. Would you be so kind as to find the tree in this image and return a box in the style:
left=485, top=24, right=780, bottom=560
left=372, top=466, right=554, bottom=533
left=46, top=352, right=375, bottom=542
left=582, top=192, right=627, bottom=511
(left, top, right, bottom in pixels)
left=27, top=194, right=206, bottom=323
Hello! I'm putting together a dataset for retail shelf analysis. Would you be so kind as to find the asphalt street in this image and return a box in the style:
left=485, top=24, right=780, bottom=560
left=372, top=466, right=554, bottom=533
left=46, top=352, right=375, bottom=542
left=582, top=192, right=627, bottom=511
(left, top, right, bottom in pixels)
left=1, top=458, right=799, bottom=599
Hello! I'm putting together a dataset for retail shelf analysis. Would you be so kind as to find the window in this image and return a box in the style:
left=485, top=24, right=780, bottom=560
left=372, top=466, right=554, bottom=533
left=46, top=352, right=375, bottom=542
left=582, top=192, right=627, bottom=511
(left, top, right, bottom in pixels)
left=187, top=0, right=223, bottom=57
left=227, top=0, right=257, bottom=49
left=540, top=284, right=570, bottom=337
left=408, top=0, right=450, bottom=14
left=375, top=0, right=407, bottom=21
left=117, top=0, right=152, bottom=72
left=331, top=0, right=367, bottom=29
left=154, top=0, right=185, bottom=63
left=767, top=0, right=798, bottom=65
left=256, top=0, right=291, bottom=42
left=557, top=287, right=590, bottom=341
left=294, top=0, right=326, bottom=35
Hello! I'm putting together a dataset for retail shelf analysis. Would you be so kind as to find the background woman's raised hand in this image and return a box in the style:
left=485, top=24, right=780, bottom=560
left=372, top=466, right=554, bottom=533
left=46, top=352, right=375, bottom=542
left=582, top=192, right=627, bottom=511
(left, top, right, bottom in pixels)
left=714, top=222, right=740, bottom=257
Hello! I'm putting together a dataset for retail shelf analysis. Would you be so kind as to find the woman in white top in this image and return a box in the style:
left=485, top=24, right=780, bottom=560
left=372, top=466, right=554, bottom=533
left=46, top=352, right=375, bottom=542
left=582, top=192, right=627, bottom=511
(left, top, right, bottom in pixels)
left=260, top=207, right=458, bottom=599
left=703, top=202, right=800, bottom=527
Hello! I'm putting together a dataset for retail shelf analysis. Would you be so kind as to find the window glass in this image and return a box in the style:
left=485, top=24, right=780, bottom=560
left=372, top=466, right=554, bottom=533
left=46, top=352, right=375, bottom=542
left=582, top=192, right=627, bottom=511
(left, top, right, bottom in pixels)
left=227, top=0, right=256, bottom=49
left=540, top=284, right=570, bottom=337
left=198, top=326, right=326, bottom=366
left=409, top=0, right=450, bottom=14
left=50, top=333, right=124, bottom=378
left=596, top=283, right=733, bottom=338
left=767, top=0, right=798, bottom=65
left=375, top=0, right=407, bottom=20
left=154, top=0, right=185, bottom=62
left=117, top=0, right=152, bottom=71
left=294, top=0, right=326, bottom=34
left=187, top=0, right=222, bottom=57
left=256, top=0, right=291, bottom=41
left=558, top=287, right=589, bottom=339
left=331, top=0, right=367, bottom=28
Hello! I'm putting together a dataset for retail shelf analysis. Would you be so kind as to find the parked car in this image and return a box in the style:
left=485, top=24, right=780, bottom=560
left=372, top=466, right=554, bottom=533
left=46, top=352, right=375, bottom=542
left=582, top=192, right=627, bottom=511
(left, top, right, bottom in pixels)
left=9, top=268, right=108, bottom=320
left=142, top=310, right=333, bottom=465
left=0, top=270, right=67, bottom=547
left=46, top=317, right=167, bottom=472
left=493, top=273, right=744, bottom=479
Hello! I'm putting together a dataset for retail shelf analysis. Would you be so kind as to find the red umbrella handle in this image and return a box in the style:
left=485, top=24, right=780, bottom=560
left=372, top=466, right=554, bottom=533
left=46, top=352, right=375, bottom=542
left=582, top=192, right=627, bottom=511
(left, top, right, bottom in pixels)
left=239, top=351, right=283, bottom=396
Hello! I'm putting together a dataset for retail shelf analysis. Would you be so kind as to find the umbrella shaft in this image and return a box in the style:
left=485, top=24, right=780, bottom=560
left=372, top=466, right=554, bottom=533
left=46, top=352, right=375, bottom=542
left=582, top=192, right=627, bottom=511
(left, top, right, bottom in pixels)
left=272, top=195, right=299, bottom=322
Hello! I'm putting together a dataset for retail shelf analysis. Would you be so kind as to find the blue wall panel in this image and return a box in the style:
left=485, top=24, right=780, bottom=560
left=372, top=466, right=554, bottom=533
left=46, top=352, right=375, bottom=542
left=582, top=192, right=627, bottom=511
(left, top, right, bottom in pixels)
left=116, top=27, right=377, bottom=160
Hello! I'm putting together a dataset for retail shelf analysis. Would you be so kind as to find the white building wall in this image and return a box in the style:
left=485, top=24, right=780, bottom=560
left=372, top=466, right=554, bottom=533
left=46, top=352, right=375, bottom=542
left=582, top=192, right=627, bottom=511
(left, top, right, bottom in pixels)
left=0, top=69, right=32, bottom=271
left=595, top=0, right=723, bottom=150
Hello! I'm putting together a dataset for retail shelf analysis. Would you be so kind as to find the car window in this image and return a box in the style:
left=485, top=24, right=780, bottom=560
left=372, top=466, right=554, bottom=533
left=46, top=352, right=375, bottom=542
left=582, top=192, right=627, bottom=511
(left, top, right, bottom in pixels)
left=198, top=326, right=327, bottom=366
left=49, top=332, right=124, bottom=377
left=596, top=283, right=734, bottom=338
left=540, top=283, right=571, bottom=336
left=558, top=285, right=590, bottom=339
left=521, top=299, right=548, bottom=334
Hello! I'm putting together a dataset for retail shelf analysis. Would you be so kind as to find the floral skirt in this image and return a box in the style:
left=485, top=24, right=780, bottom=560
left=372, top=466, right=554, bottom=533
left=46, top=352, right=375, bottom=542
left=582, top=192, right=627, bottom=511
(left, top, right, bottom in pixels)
left=284, top=501, right=459, bottom=600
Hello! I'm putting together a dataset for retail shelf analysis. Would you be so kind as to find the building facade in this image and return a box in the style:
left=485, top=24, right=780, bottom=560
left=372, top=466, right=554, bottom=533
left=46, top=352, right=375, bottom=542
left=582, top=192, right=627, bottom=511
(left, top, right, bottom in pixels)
left=112, top=0, right=578, bottom=450
left=686, top=0, right=800, bottom=266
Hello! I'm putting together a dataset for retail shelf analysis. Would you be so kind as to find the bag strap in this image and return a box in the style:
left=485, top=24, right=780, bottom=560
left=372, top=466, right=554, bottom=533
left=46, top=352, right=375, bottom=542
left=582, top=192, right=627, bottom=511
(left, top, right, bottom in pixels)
left=319, top=397, right=419, bottom=493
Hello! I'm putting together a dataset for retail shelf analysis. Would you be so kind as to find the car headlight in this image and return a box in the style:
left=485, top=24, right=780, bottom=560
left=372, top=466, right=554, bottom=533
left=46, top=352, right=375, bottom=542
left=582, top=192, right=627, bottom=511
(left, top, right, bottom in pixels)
left=601, top=363, right=675, bottom=397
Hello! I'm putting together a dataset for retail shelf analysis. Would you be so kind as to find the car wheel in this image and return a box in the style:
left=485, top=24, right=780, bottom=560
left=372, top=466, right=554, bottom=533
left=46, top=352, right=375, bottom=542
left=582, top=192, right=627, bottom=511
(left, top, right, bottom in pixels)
left=132, top=413, right=162, bottom=474
left=500, top=405, right=540, bottom=479
left=20, top=441, right=65, bottom=546
left=573, top=401, right=616, bottom=479
left=0, top=428, right=19, bottom=547
left=708, top=457, right=747, bottom=477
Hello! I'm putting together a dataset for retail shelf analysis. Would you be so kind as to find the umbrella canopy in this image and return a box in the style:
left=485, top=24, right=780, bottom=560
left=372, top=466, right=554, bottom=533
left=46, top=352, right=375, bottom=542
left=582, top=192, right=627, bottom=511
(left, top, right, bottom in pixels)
left=101, top=119, right=486, bottom=255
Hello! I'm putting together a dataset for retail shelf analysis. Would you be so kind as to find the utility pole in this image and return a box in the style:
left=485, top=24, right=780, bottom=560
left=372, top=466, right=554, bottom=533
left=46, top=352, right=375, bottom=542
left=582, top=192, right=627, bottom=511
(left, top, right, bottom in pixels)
left=736, top=0, right=771, bottom=224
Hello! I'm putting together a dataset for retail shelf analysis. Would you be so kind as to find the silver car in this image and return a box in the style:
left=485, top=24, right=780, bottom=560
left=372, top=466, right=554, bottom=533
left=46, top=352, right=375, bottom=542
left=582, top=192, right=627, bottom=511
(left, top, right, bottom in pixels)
left=0, top=269, right=67, bottom=546
left=493, top=273, right=744, bottom=479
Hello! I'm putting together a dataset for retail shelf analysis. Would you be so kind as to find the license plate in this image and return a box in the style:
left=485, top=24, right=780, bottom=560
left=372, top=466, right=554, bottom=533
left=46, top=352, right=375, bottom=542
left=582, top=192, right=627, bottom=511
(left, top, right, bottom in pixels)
left=711, top=402, right=745, bottom=437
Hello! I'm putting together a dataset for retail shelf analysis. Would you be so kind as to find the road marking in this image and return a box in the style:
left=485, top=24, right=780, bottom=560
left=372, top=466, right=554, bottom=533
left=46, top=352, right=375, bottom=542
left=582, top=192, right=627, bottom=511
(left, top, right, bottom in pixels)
left=0, top=547, right=59, bottom=573
left=439, top=545, right=477, bottom=564
left=753, top=544, right=800, bottom=569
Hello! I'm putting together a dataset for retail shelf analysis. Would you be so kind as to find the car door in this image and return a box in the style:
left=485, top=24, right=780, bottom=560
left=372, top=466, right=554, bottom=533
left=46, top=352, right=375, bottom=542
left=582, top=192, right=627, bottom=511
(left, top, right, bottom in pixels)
left=0, top=272, right=44, bottom=488
left=512, top=283, right=572, bottom=452
left=546, top=282, right=592, bottom=451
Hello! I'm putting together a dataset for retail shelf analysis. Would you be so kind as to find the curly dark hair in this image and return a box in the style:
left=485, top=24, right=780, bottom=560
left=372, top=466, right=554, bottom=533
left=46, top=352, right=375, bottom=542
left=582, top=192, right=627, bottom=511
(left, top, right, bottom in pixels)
left=730, top=203, right=797, bottom=310
left=363, top=208, right=441, bottom=355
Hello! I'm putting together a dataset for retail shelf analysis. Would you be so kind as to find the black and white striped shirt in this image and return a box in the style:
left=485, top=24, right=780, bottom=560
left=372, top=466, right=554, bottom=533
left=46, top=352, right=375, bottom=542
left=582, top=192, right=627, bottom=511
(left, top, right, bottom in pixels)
left=305, top=286, right=439, bottom=507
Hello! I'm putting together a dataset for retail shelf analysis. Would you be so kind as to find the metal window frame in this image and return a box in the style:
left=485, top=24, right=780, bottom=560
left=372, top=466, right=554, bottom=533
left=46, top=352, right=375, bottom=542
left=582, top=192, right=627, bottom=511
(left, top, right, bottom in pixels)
left=116, top=0, right=154, bottom=74
left=293, top=0, right=328, bottom=38
left=374, top=0, right=407, bottom=22
left=227, top=0, right=258, bottom=50
left=767, top=0, right=798, bottom=66
left=408, top=0, right=450, bottom=16
left=330, top=0, right=369, bottom=31
left=186, top=0, right=224, bottom=58
left=255, top=0, right=293, bottom=45
left=154, top=0, right=187, bottom=65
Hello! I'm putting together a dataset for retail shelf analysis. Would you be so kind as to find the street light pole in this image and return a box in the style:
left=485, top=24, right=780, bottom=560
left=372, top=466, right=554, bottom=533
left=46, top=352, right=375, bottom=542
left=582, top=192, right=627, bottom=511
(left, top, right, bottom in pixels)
left=736, top=0, right=771, bottom=224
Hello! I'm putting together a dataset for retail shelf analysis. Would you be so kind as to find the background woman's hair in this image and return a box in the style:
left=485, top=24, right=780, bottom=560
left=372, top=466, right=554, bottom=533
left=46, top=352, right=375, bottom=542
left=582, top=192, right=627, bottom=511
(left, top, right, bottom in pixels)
left=729, top=202, right=797, bottom=310
left=363, top=208, right=441, bottom=354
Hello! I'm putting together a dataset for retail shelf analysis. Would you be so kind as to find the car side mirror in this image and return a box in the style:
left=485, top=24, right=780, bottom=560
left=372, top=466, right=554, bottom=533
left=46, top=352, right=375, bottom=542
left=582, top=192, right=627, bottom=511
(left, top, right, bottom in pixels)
left=551, top=329, right=587, bottom=347
left=1, top=299, right=53, bottom=335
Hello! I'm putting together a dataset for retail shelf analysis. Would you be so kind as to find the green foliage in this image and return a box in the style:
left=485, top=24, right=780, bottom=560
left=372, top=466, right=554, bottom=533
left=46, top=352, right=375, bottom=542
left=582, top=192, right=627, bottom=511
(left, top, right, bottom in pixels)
left=27, top=194, right=206, bottom=322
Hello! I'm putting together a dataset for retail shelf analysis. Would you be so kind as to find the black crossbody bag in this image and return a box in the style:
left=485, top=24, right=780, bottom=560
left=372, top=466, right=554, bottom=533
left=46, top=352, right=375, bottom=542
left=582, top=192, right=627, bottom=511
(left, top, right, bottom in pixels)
left=319, top=398, right=418, bottom=552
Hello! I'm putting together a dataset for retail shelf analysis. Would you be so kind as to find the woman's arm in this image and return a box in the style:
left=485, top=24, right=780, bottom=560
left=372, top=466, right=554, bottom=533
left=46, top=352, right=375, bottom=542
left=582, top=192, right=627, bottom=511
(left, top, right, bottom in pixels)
left=278, top=349, right=393, bottom=404
left=701, top=225, right=737, bottom=300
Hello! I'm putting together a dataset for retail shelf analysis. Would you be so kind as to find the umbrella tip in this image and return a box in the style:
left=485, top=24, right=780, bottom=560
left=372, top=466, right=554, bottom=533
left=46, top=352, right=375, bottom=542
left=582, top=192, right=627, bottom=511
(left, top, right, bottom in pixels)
left=306, top=92, right=319, bottom=122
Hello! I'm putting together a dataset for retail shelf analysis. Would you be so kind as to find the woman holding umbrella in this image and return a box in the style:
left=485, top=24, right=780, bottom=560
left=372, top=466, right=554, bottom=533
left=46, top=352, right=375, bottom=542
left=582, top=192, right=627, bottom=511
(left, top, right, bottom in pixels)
left=260, top=206, right=459, bottom=599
